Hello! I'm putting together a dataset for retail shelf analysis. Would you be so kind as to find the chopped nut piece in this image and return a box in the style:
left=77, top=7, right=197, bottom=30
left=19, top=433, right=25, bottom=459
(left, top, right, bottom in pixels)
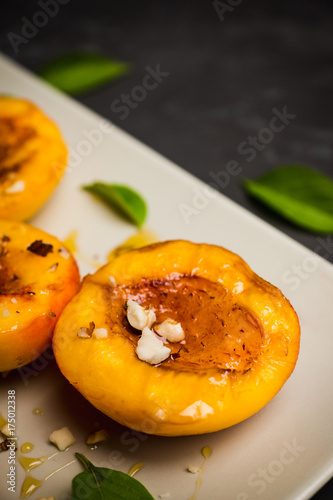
left=146, top=309, right=156, bottom=328
left=1, top=308, right=11, bottom=318
left=48, top=263, right=59, bottom=272
left=127, top=300, right=156, bottom=330
left=77, top=322, right=95, bottom=338
left=86, top=429, right=109, bottom=445
left=155, top=319, right=185, bottom=342
left=136, top=327, right=171, bottom=365
left=49, top=427, right=75, bottom=451
left=187, top=466, right=201, bottom=474
left=27, top=240, right=53, bottom=257
left=59, top=246, right=70, bottom=259
left=159, top=494, right=170, bottom=499
left=6, top=180, right=25, bottom=193
left=92, top=328, right=108, bottom=339
left=78, top=328, right=91, bottom=338
left=1, top=423, right=10, bottom=437
left=109, top=276, right=117, bottom=287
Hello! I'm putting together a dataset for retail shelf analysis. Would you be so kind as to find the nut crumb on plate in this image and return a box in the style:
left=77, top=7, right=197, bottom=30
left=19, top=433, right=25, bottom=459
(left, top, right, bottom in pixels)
left=187, top=465, right=201, bottom=474
left=86, top=429, right=109, bottom=445
left=1, top=423, right=10, bottom=437
left=49, top=427, right=75, bottom=451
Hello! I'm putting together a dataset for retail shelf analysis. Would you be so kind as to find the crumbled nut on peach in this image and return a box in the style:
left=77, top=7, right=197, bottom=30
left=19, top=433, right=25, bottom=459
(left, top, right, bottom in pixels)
left=127, top=300, right=156, bottom=330
left=86, top=429, right=109, bottom=445
left=1, top=308, right=11, bottom=318
left=155, top=319, right=185, bottom=342
left=109, top=276, right=117, bottom=287
left=92, top=328, right=108, bottom=339
left=49, top=427, right=75, bottom=451
left=136, top=327, right=171, bottom=365
left=59, top=247, right=70, bottom=259
left=77, top=327, right=91, bottom=338
left=6, top=180, right=25, bottom=193
left=48, top=263, right=59, bottom=272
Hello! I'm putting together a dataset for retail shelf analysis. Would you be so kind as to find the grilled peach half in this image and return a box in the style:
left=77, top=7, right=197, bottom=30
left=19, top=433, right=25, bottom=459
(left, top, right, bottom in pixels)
left=0, top=96, right=67, bottom=221
left=0, top=220, right=80, bottom=372
left=53, top=240, right=300, bottom=436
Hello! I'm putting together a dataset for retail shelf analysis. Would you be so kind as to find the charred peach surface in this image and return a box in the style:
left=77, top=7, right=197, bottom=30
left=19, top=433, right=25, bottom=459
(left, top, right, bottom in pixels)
left=0, top=220, right=80, bottom=371
left=0, top=97, right=67, bottom=221
left=53, top=240, right=300, bottom=436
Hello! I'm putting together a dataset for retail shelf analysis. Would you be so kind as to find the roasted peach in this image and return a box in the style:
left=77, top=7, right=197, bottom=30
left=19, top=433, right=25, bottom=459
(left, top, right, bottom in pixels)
left=0, top=97, right=67, bottom=221
left=53, top=240, right=300, bottom=436
left=0, top=220, right=80, bottom=372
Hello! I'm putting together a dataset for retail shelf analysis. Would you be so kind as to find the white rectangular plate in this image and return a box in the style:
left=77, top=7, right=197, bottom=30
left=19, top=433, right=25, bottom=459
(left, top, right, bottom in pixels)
left=1, top=52, right=333, bottom=500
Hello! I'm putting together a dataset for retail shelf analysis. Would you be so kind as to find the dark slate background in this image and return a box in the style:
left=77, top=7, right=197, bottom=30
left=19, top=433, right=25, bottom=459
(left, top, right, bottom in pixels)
left=1, top=1, right=333, bottom=498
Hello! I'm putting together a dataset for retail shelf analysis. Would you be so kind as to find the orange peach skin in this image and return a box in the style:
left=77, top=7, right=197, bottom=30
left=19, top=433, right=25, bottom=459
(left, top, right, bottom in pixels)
left=0, top=220, right=80, bottom=372
left=0, top=97, right=67, bottom=221
left=53, top=240, right=300, bottom=436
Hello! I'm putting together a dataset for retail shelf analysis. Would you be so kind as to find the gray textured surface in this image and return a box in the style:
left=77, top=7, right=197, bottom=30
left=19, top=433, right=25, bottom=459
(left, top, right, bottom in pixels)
left=1, top=1, right=333, bottom=497
left=2, top=1, right=332, bottom=263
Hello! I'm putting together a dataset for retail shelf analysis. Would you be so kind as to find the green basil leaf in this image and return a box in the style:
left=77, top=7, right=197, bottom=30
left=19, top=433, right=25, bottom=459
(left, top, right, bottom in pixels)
left=39, top=53, right=130, bottom=95
left=72, top=453, right=154, bottom=500
left=243, top=165, right=333, bottom=233
left=83, top=182, right=147, bottom=227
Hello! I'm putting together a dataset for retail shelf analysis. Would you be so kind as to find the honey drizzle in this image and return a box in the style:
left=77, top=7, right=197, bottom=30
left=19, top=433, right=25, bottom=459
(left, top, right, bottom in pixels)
left=19, top=456, right=76, bottom=498
left=63, top=230, right=102, bottom=269
left=21, top=442, right=34, bottom=453
left=63, top=230, right=78, bottom=253
left=32, top=408, right=44, bottom=416
left=128, top=461, right=144, bottom=477
left=44, top=458, right=77, bottom=481
left=189, top=445, right=212, bottom=500
left=20, top=475, right=43, bottom=498
left=108, top=229, right=158, bottom=262
left=18, top=453, right=54, bottom=473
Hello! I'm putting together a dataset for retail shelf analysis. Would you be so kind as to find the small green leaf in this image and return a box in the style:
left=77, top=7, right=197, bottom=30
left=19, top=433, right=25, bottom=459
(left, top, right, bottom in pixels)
left=243, top=165, right=333, bottom=233
left=39, top=53, right=130, bottom=95
left=83, top=182, right=147, bottom=227
left=76, top=453, right=104, bottom=487
left=72, top=453, right=154, bottom=500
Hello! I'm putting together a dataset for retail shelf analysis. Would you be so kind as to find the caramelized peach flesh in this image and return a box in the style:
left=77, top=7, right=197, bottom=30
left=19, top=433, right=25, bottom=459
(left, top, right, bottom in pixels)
left=0, top=97, right=67, bottom=221
left=0, top=220, right=80, bottom=372
left=53, top=240, right=300, bottom=436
